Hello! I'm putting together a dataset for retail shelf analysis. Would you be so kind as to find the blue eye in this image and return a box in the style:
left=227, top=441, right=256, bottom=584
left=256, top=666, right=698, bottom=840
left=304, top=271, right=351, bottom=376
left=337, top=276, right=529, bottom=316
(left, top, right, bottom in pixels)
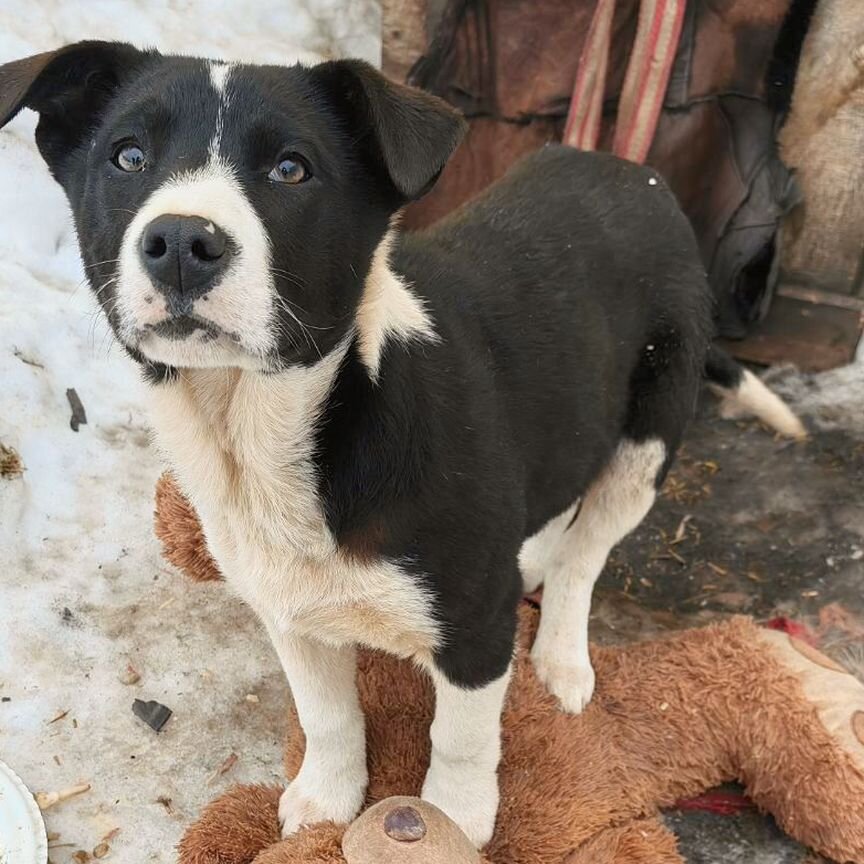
left=113, top=143, right=146, bottom=172
left=269, top=154, right=310, bottom=184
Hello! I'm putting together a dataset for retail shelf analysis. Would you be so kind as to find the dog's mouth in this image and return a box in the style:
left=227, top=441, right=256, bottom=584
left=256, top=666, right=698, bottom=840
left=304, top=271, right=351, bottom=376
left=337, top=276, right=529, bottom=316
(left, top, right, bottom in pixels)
left=146, top=315, right=223, bottom=342
left=130, top=312, right=271, bottom=371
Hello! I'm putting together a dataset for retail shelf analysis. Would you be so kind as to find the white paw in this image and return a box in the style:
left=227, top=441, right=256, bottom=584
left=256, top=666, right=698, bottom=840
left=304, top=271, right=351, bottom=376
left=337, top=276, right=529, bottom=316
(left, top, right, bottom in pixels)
left=278, top=769, right=366, bottom=838
left=421, top=763, right=498, bottom=848
left=279, top=785, right=333, bottom=837
left=531, top=649, right=596, bottom=713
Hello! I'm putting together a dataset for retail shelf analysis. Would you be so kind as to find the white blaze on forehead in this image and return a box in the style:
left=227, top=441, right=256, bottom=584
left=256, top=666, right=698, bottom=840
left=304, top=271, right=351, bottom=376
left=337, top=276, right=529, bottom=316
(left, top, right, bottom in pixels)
left=209, top=61, right=233, bottom=93
left=208, top=61, right=235, bottom=158
left=116, top=157, right=276, bottom=363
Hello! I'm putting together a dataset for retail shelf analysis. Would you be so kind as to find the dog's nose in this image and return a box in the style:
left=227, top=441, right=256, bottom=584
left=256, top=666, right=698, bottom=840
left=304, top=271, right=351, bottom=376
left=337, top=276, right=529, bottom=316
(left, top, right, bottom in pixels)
left=140, top=215, right=231, bottom=304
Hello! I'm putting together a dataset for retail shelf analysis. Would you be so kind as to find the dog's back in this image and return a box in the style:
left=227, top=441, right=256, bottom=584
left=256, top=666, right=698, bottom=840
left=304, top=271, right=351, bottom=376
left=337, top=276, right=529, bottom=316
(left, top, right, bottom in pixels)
left=394, top=145, right=712, bottom=536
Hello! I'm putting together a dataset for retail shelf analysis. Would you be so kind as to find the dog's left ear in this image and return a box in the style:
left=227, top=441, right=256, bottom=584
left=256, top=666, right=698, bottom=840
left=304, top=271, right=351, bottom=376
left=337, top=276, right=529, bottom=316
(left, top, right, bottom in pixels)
left=0, top=41, right=149, bottom=180
left=312, top=60, right=467, bottom=202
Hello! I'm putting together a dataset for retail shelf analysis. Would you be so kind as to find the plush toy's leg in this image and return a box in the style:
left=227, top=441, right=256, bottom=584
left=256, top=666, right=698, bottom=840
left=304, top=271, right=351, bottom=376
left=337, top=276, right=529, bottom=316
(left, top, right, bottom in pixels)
left=574, top=616, right=864, bottom=864
left=420, top=662, right=512, bottom=849
left=565, top=817, right=684, bottom=864
left=531, top=439, right=665, bottom=712
left=264, top=626, right=368, bottom=837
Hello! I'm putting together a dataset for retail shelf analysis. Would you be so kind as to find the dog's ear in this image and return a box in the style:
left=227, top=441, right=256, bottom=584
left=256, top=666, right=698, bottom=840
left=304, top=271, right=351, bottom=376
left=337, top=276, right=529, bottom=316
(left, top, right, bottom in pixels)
left=312, top=59, right=467, bottom=202
left=0, top=41, right=148, bottom=177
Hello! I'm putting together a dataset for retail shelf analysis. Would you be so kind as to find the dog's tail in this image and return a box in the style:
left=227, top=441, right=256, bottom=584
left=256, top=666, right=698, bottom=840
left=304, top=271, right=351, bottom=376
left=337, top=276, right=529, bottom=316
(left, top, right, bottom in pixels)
left=704, top=346, right=807, bottom=439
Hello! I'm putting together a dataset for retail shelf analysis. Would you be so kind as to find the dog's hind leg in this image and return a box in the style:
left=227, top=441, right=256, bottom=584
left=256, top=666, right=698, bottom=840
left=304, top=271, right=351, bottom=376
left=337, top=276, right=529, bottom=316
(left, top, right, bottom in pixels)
left=532, top=328, right=701, bottom=712
left=530, top=438, right=666, bottom=712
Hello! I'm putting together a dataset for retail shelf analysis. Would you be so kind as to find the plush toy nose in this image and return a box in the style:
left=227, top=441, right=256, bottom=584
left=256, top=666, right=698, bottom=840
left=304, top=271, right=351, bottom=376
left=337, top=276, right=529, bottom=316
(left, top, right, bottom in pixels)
left=140, top=215, right=231, bottom=307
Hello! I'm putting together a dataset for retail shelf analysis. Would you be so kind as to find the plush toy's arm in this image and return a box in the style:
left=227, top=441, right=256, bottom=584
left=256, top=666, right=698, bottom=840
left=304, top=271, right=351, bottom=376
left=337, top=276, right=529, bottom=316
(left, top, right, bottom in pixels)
left=178, top=784, right=282, bottom=864
left=564, top=818, right=683, bottom=864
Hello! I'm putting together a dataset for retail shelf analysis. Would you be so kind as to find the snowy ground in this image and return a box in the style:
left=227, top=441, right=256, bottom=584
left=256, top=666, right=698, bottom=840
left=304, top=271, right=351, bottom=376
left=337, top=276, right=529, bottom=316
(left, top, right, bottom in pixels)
left=0, top=5, right=378, bottom=863
left=0, top=4, right=861, bottom=864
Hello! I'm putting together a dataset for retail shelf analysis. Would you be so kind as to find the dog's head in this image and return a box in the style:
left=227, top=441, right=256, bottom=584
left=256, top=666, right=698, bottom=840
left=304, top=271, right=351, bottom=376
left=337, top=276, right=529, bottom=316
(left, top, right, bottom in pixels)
left=0, top=42, right=464, bottom=374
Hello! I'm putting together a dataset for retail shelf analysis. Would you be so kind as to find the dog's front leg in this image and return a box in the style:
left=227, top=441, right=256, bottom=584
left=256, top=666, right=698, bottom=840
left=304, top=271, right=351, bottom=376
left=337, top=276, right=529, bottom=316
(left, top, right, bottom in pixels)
left=421, top=663, right=512, bottom=848
left=265, top=625, right=368, bottom=836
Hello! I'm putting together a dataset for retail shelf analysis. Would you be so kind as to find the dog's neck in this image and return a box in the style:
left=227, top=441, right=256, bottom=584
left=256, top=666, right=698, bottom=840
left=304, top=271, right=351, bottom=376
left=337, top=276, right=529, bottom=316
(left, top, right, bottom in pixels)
left=146, top=239, right=438, bottom=557
left=148, top=345, right=347, bottom=559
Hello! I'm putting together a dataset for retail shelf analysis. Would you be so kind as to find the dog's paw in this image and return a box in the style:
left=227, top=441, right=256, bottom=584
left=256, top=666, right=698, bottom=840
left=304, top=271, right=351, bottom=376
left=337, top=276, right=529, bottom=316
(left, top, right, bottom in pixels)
left=279, top=785, right=331, bottom=838
left=278, top=771, right=365, bottom=838
left=531, top=649, right=596, bottom=714
left=421, top=764, right=498, bottom=848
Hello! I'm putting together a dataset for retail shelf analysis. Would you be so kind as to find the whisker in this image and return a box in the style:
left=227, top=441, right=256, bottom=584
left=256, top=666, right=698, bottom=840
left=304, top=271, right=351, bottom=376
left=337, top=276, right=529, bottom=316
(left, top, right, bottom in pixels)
left=83, top=258, right=121, bottom=271
left=272, top=292, right=333, bottom=332
left=270, top=294, right=333, bottom=331
left=268, top=287, right=310, bottom=314
left=269, top=266, right=309, bottom=286
left=90, top=295, right=120, bottom=354
left=93, top=277, right=118, bottom=299
left=272, top=314, right=302, bottom=355
left=273, top=294, right=322, bottom=359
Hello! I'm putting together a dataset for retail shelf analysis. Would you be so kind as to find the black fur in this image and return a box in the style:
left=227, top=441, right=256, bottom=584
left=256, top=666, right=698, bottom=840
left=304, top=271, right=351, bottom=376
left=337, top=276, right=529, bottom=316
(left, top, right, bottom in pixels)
left=315, top=147, right=712, bottom=685
left=704, top=345, right=744, bottom=391
left=1, top=43, right=715, bottom=689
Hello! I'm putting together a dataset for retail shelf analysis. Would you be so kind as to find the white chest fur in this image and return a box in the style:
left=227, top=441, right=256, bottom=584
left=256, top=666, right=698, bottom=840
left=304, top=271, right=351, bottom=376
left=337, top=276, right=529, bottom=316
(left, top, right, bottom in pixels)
left=146, top=351, right=440, bottom=659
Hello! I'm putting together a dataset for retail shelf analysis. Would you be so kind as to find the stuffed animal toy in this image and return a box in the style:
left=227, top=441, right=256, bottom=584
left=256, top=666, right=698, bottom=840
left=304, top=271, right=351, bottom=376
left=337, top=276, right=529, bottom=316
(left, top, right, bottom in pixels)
left=154, top=473, right=864, bottom=864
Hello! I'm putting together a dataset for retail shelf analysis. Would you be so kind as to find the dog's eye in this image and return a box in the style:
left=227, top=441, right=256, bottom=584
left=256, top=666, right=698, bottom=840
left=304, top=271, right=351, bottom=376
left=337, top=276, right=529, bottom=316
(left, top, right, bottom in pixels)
left=268, top=155, right=310, bottom=184
left=113, top=143, right=147, bottom=173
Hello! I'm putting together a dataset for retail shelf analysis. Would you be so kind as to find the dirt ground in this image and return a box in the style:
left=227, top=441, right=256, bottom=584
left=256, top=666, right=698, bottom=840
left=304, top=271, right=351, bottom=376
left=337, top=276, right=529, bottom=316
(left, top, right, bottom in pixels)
left=594, top=375, right=864, bottom=863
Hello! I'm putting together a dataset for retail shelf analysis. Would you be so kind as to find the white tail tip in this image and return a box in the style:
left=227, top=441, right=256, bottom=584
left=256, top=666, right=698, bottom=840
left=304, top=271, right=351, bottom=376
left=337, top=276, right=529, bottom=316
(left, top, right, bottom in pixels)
left=711, top=369, right=807, bottom=439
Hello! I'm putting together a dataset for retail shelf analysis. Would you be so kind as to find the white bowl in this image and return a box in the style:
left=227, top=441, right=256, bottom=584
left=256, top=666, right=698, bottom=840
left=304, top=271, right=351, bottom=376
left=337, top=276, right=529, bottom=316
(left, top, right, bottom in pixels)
left=0, top=760, right=47, bottom=864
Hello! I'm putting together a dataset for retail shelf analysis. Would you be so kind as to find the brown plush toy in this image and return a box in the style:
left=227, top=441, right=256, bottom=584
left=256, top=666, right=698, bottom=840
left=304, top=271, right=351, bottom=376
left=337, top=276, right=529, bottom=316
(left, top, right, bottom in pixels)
left=155, top=474, right=864, bottom=864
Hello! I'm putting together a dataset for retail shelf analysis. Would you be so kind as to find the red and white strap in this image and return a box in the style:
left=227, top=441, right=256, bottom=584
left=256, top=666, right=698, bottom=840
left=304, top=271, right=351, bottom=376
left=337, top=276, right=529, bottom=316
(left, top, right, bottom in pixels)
left=564, top=0, right=687, bottom=164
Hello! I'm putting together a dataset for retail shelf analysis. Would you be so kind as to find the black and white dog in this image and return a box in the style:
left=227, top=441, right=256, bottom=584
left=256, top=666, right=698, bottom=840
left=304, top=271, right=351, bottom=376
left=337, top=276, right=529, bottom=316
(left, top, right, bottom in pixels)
left=0, top=43, right=804, bottom=847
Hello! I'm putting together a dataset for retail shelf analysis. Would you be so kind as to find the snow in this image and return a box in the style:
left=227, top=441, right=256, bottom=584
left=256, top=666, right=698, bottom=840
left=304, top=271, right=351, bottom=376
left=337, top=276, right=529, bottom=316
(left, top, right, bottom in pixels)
left=0, top=5, right=378, bottom=863
left=766, top=352, right=864, bottom=436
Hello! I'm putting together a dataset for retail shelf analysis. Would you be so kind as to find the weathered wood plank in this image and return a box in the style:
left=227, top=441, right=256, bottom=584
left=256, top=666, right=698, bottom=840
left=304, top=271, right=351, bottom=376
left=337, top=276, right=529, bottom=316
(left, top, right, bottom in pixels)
left=382, top=0, right=448, bottom=81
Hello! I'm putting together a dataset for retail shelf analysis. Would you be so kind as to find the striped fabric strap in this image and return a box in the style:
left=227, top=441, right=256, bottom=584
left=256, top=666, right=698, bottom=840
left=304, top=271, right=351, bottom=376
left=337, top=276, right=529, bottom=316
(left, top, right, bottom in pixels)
left=612, top=0, right=687, bottom=163
left=562, top=0, right=617, bottom=151
left=564, top=0, right=687, bottom=164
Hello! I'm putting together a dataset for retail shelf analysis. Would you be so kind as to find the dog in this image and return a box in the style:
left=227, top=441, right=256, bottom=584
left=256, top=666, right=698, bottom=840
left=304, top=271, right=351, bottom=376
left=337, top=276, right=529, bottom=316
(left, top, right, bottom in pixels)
left=0, top=42, right=805, bottom=848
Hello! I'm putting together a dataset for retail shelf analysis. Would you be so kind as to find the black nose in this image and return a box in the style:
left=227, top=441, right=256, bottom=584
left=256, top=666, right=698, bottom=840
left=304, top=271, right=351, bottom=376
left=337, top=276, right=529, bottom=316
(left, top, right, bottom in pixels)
left=140, top=215, right=231, bottom=309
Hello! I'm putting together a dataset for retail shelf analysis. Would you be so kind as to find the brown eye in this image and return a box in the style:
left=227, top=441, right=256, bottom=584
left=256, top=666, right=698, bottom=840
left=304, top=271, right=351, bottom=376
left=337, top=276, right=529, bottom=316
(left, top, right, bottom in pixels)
left=113, top=142, right=146, bottom=172
left=269, top=155, right=310, bottom=184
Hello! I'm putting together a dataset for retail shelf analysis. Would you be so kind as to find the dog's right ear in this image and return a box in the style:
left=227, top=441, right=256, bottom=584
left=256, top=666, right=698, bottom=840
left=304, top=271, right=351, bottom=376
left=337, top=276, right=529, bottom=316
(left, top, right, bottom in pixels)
left=311, top=60, right=466, bottom=203
left=0, top=41, right=149, bottom=179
